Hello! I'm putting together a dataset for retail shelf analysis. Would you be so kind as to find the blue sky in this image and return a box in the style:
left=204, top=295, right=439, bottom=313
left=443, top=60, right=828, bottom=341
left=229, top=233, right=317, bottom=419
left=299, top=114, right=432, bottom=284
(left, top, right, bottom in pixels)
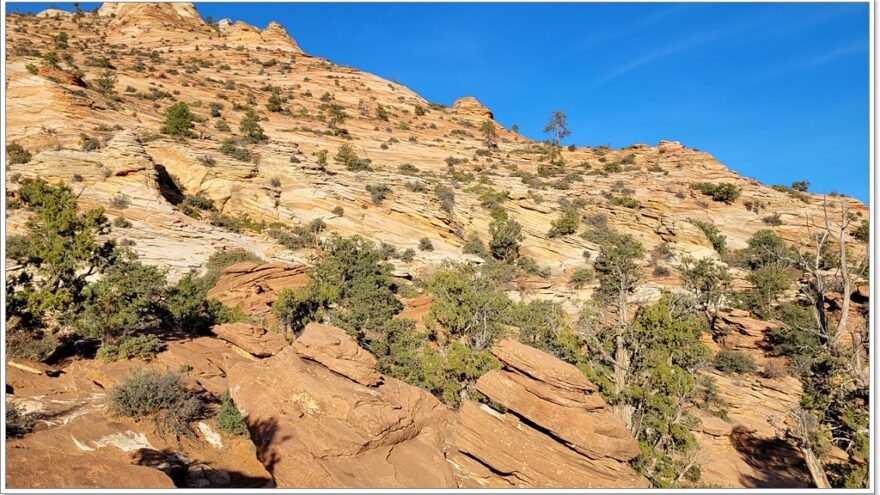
left=8, top=2, right=870, bottom=202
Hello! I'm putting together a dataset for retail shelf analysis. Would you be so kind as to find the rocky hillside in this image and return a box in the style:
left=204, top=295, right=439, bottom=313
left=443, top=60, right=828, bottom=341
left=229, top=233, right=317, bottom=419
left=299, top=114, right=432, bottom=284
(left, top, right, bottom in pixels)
left=4, top=3, right=870, bottom=490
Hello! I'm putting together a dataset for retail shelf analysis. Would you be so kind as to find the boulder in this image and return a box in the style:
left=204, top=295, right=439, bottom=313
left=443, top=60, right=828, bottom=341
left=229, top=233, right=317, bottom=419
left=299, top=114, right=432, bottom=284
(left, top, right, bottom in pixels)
left=212, top=322, right=288, bottom=358
left=292, top=322, right=382, bottom=386
left=449, top=401, right=647, bottom=488
left=448, top=339, right=645, bottom=488
left=477, top=339, right=640, bottom=462
left=5, top=447, right=175, bottom=489
left=207, top=262, right=310, bottom=320
left=227, top=328, right=455, bottom=488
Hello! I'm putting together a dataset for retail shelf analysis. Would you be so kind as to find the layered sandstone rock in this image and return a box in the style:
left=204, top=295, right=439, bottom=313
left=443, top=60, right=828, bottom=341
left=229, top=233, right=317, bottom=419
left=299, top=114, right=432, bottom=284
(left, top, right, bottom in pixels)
left=226, top=324, right=455, bottom=488
left=206, top=262, right=310, bottom=319
left=5, top=448, right=176, bottom=489
left=448, top=339, right=647, bottom=488
left=212, top=322, right=289, bottom=358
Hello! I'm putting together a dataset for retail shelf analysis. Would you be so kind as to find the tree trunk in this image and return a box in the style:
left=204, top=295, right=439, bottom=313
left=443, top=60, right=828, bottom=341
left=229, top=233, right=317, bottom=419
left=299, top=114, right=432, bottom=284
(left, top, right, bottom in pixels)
left=832, top=223, right=851, bottom=354
left=612, top=289, right=634, bottom=432
left=801, top=446, right=831, bottom=489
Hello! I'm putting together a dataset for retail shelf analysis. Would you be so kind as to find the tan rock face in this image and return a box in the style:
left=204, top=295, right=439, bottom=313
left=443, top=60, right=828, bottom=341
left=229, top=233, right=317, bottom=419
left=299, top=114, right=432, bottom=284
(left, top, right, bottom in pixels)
left=212, top=322, right=289, bottom=358
left=448, top=339, right=646, bottom=488
left=5, top=448, right=176, bottom=489
left=292, top=322, right=382, bottom=386
left=4, top=338, right=273, bottom=489
left=206, top=262, right=310, bottom=319
left=227, top=337, right=455, bottom=487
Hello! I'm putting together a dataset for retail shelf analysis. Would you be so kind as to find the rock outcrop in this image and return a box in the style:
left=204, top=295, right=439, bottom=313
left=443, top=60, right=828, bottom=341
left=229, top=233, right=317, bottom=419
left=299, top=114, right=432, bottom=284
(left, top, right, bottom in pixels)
left=212, top=322, right=289, bottom=358
left=207, top=262, right=310, bottom=320
left=5, top=448, right=176, bottom=489
left=448, top=339, right=647, bottom=488
left=226, top=324, right=455, bottom=488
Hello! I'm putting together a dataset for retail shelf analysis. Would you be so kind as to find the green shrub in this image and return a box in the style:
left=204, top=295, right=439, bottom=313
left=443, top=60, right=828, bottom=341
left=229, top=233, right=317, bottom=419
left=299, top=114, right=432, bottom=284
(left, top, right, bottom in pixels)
left=215, top=389, right=248, bottom=436
left=80, top=133, right=103, bottom=151
left=112, top=216, right=132, bottom=228
left=161, top=103, right=196, bottom=137
left=335, top=144, right=371, bottom=171
left=462, top=233, right=488, bottom=257
left=488, top=214, right=524, bottom=263
left=110, top=369, right=201, bottom=438
left=517, top=256, right=549, bottom=277
left=762, top=213, right=783, bottom=226
left=548, top=205, right=579, bottom=237
left=6, top=142, right=32, bottom=164
left=76, top=255, right=168, bottom=343
left=96, top=334, right=165, bottom=362
left=771, top=185, right=810, bottom=203
left=398, top=163, right=418, bottom=175
left=219, top=139, right=251, bottom=162
left=366, top=184, right=390, bottom=204
left=569, top=268, right=594, bottom=288
left=427, top=263, right=511, bottom=350
left=240, top=108, right=268, bottom=144
left=609, top=196, right=640, bottom=209
left=5, top=401, right=35, bottom=438
left=713, top=350, right=756, bottom=374
left=435, top=184, right=455, bottom=213
left=853, top=220, right=869, bottom=243
left=371, top=319, right=499, bottom=408
left=418, top=237, right=434, bottom=251
left=690, top=182, right=741, bottom=204
left=110, top=193, right=130, bottom=209
left=692, top=220, right=727, bottom=254
left=93, top=69, right=117, bottom=94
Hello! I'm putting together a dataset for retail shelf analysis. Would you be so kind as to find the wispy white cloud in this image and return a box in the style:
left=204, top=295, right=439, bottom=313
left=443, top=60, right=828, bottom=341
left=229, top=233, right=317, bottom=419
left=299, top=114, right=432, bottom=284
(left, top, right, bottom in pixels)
left=588, top=5, right=859, bottom=90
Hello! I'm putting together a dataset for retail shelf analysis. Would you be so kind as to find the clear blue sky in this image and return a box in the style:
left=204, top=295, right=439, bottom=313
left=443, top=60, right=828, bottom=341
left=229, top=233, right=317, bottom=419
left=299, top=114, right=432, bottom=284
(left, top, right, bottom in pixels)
left=8, top=2, right=871, bottom=202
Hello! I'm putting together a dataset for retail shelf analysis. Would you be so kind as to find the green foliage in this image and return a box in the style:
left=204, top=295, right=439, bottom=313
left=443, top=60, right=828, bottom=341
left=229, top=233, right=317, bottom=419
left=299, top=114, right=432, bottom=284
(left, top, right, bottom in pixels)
left=426, top=262, right=512, bottom=350
left=239, top=108, right=268, bottom=144
left=853, top=220, right=869, bottom=243
left=435, top=184, right=455, bottom=213
left=771, top=184, right=811, bottom=203
left=790, top=180, right=810, bottom=192
left=692, top=220, right=727, bottom=254
left=366, top=184, right=390, bottom=204
left=569, top=267, right=594, bottom=288
left=609, top=195, right=640, bottom=209
left=418, top=237, right=434, bottom=251
left=5, top=401, right=35, bottom=438
left=581, top=295, right=717, bottom=487
left=509, top=299, right=566, bottom=350
left=93, top=69, right=117, bottom=94
left=215, top=389, right=249, bottom=436
left=372, top=319, right=499, bottom=408
left=335, top=144, right=371, bottom=171
left=713, top=350, right=756, bottom=374
left=479, top=119, right=497, bottom=148
left=678, top=255, right=731, bottom=329
left=462, top=233, right=488, bottom=257
left=76, top=253, right=167, bottom=343
left=592, top=228, right=644, bottom=303
left=273, top=235, right=401, bottom=341
left=96, top=334, right=165, bottom=362
left=488, top=214, right=524, bottom=262
left=6, top=142, right=32, bottom=164
left=80, top=133, right=103, bottom=151
left=110, top=369, right=201, bottom=438
left=219, top=139, right=252, bottom=162
left=548, top=205, right=580, bottom=237
left=375, top=104, right=389, bottom=121
left=690, top=182, right=741, bottom=204
left=6, top=178, right=115, bottom=330
left=161, top=102, right=196, bottom=137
